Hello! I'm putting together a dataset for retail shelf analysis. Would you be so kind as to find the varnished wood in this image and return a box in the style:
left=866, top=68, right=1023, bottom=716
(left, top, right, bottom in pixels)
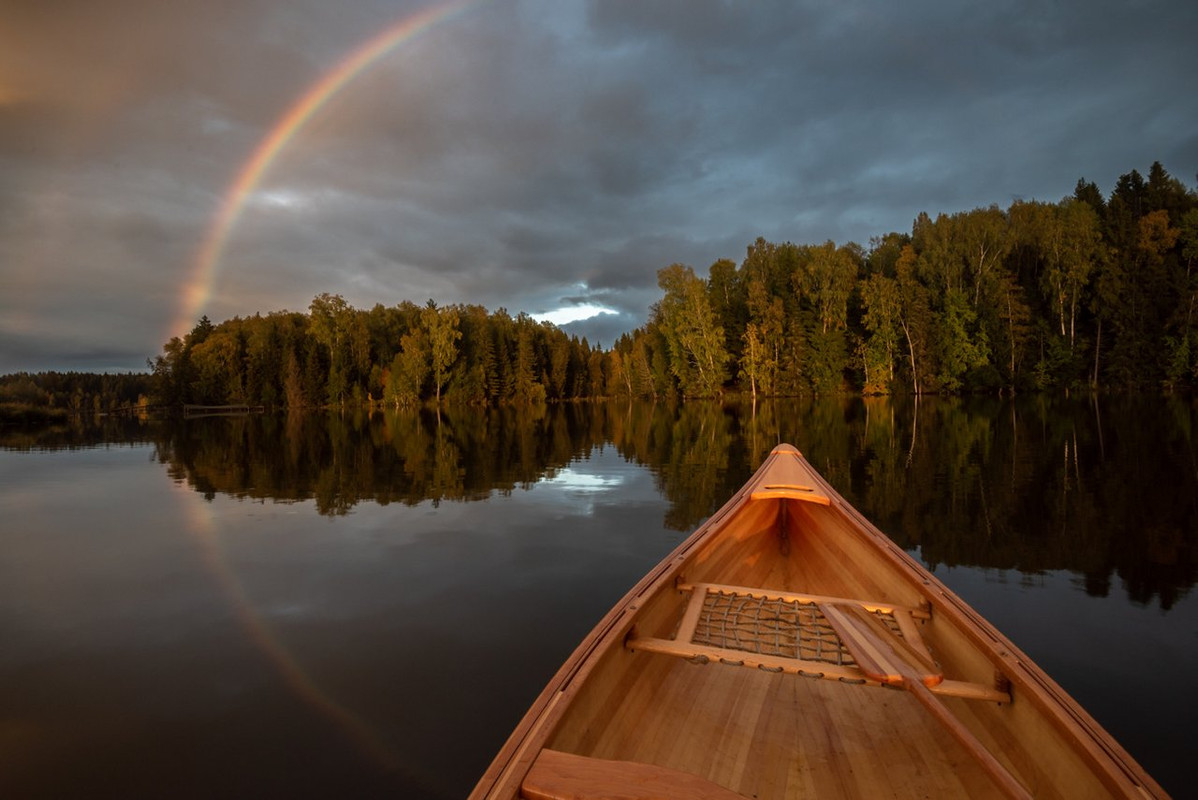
left=932, top=678, right=1011, bottom=703
left=628, top=635, right=1010, bottom=703
left=822, top=602, right=942, bottom=687
left=471, top=444, right=1168, bottom=800
left=627, top=635, right=869, bottom=683
left=824, top=602, right=1032, bottom=800
left=672, top=583, right=709, bottom=643
left=889, top=607, right=936, bottom=662
left=744, top=449, right=833, bottom=505
left=522, top=749, right=751, bottom=800
left=749, top=484, right=831, bottom=503
left=677, top=581, right=931, bottom=619
left=905, top=678, right=1034, bottom=800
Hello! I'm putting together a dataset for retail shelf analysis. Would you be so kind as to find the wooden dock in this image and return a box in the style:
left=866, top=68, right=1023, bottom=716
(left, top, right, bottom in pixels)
left=182, top=404, right=265, bottom=418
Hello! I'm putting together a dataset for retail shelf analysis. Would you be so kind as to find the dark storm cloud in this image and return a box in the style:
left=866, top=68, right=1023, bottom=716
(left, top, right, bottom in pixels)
left=579, top=0, right=1198, bottom=214
left=1, top=0, right=1195, bottom=370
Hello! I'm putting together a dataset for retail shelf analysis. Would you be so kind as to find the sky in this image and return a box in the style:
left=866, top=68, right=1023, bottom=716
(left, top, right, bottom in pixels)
left=2, top=0, right=1196, bottom=374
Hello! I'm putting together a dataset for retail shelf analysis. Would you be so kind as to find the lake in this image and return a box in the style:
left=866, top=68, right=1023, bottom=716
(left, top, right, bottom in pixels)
left=1, top=396, right=1194, bottom=799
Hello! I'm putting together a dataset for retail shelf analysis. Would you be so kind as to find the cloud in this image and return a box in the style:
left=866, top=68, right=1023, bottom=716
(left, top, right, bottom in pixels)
left=1, top=0, right=1196, bottom=372
left=533, top=303, right=616, bottom=327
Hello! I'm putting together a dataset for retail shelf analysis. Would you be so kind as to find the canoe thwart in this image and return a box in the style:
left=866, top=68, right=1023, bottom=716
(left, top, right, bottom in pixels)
left=626, top=637, right=1011, bottom=702
left=675, top=582, right=932, bottom=620
left=628, top=636, right=875, bottom=684
left=522, top=748, right=751, bottom=800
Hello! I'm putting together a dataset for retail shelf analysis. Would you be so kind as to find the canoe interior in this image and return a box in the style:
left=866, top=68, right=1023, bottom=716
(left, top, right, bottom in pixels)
left=475, top=447, right=1165, bottom=800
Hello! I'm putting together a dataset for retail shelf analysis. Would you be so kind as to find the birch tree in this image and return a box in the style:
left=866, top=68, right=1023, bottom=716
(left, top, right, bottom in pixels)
left=422, top=302, right=461, bottom=405
left=656, top=263, right=729, bottom=397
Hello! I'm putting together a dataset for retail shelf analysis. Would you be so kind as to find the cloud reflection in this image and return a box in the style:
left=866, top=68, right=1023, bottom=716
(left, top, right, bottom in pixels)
left=541, top=466, right=625, bottom=493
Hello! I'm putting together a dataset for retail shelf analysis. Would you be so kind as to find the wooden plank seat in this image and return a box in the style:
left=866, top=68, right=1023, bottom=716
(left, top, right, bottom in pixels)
left=521, top=748, right=751, bottom=800
left=626, top=582, right=1010, bottom=703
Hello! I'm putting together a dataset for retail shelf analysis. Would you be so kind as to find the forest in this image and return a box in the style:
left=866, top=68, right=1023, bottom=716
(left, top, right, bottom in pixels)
left=0, top=370, right=154, bottom=423
left=637, top=161, right=1198, bottom=398
left=3, top=160, right=1196, bottom=413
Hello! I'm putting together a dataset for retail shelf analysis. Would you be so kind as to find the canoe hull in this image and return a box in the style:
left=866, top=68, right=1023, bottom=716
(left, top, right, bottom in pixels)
left=471, top=445, right=1166, bottom=799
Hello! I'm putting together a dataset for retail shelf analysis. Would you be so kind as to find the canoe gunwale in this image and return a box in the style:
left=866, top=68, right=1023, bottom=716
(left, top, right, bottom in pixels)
left=794, top=448, right=1167, bottom=799
left=828, top=490, right=1165, bottom=798
left=469, top=445, right=1167, bottom=800
left=469, top=455, right=761, bottom=798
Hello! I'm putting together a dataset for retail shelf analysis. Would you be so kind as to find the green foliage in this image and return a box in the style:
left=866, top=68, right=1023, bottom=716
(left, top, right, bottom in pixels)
left=935, top=289, right=990, bottom=392
left=422, top=302, right=461, bottom=404
left=388, top=329, right=428, bottom=406
left=17, top=157, right=1181, bottom=409
left=617, top=160, right=1196, bottom=396
left=803, top=324, right=850, bottom=393
left=0, top=403, right=70, bottom=425
left=1163, top=333, right=1196, bottom=390
left=0, top=371, right=155, bottom=417
left=655, top=264, right=729, bottom=397
left=859, top=273, right=901, bottom=393
left=140, top=295, right=606, bottom=409
left=800, top=241, right=859, bottom=334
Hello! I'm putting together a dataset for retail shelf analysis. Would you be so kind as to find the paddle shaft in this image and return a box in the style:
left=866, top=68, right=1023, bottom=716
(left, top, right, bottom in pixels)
left=824, top=603, right=1033, bottom=800
left=904, top=678, right=1033, bottom=800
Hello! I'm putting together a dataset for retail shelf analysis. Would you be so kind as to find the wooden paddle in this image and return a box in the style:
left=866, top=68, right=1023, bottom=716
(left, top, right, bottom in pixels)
left=822, top=603, right=1033, bottom=800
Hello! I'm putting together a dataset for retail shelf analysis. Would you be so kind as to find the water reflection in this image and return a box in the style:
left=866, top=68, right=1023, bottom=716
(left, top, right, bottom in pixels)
left=3, top=396, right=1194, bottom=797
left=541, top=468, right=624, bottom=493
left=4, top=396, right=1194, bottom=609
left=173, top=481, right=404, bottom=778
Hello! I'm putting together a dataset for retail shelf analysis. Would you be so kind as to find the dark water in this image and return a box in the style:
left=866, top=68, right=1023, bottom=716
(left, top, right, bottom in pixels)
left=1, top=397, right=1194, bottom=799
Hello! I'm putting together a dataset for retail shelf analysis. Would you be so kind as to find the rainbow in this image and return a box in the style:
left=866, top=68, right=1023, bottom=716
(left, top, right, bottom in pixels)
left=174, top=0, right=479, bottom=340
left=175, top=485, right=436, bottom=780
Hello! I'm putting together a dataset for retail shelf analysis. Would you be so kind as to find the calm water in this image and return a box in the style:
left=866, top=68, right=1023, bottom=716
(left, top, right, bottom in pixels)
left=1, top=397, right=1194, bottom=799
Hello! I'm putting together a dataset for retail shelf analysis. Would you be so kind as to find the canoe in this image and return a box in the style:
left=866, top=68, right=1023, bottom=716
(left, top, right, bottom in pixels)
left=470, top=444, right=1167, bottom=800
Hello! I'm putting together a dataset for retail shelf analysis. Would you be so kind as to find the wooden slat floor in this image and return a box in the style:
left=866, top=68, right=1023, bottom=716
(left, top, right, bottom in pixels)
left=554, top=652, right=1011, bottom=799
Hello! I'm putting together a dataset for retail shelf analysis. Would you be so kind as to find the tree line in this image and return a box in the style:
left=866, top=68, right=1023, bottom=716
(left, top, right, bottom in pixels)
left=3, top=160, right=1195, bottom=414
left=0, top=370, right=155, bottom=422
left=626, top=161, right=1198, bottom=397
left=149, top=295, right=609, bottom=408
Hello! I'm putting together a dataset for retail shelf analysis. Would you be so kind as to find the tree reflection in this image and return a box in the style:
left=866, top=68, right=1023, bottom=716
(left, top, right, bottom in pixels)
left=4, top=396, right=1193, bottom=608
left=782, top=394, right=1197, bottom=611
